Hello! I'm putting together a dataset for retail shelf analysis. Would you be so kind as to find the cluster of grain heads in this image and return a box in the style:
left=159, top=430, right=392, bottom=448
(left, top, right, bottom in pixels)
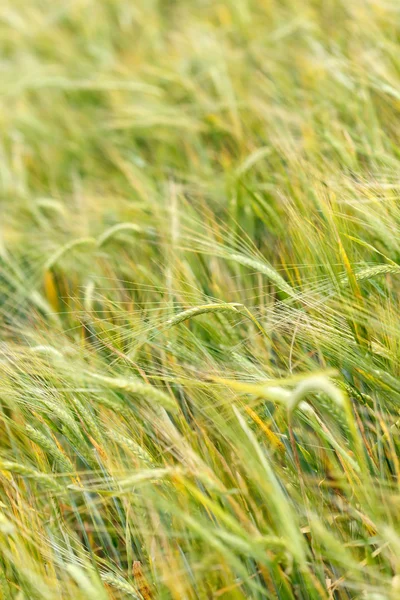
left=43, top=222, right=149, bottom=276
left=217, top=373, right=367, bottom=477
left=25, top=424, right=75, bottom=474
left=88, top=372, right=178, bottom=413
left=0, top=460, right=63, bottom=494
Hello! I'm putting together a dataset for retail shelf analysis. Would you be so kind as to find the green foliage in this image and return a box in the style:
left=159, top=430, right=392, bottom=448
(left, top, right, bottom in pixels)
left=1, top=0, right=400, bottom=598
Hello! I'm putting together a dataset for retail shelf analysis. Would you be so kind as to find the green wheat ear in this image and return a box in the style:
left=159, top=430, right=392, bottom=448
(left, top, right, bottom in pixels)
left=88, top=372, right=178, bottom=412
left=97, top=222, right=143, bottom=247
left=25, top=424, right=75, bottom=474
left=165, top=302, right=242, bottom=327
left=341, top=263, right=400, bottom=284
left=164, top=302, right=271, bottom=340
left=0, top=461, right=63, bottom=494
left=225, top=253, right=295, bottom=297
left=44, top=237, right=97, bottom=271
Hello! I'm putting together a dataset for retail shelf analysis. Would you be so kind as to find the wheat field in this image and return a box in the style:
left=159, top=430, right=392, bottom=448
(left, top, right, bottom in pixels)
left=1, top=1, right=400, bottom=598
